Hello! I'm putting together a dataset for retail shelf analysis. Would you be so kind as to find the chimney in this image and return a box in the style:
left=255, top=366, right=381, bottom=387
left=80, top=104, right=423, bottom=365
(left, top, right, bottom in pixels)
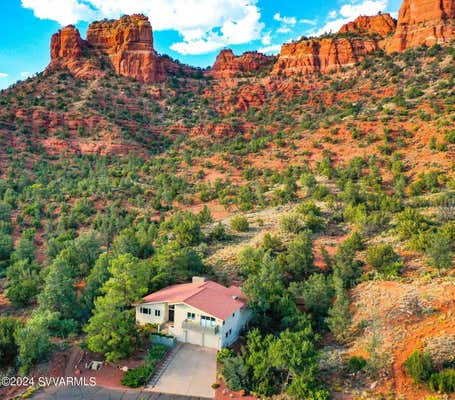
left=192, top=276, right=207, bottom=284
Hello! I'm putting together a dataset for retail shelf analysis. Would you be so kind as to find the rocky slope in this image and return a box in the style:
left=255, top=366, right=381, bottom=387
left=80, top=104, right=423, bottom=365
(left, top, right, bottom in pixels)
left=210, top=49, right=274, bottom=78
left=385, top=0, right=455, bottom=52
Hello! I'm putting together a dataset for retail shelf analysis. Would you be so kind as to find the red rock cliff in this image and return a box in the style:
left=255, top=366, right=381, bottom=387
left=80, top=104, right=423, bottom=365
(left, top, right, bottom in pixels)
left=48, top=25, right=104, bottom=79
left=272, top=36, right=381, bottom=76
left=50, top=25, right=84, bottom=59
left=386, top=0, right=455, bottom=52
left=339, top=13, right=397, bottom=36
left=210, top=49, right=274, bottom=78
left=86, top=14, right=165, bottom=83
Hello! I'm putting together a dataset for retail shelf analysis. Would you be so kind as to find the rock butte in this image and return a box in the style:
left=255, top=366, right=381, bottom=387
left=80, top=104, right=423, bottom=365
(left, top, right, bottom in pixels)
left=48, top=0, right=455, bottom=81
left=210, top=49, right=275, bottom=78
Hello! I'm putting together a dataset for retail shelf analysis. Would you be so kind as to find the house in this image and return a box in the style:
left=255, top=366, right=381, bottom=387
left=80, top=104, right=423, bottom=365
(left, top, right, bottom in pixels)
left=136, top=277, right=251, bottom=350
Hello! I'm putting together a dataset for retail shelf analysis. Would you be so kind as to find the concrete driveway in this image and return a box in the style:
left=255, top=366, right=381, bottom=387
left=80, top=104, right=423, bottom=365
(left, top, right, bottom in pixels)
left=148, top=344, right=216, bottom=399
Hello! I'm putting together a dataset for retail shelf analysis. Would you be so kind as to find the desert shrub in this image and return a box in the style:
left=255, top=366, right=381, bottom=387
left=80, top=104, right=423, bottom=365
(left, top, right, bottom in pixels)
left=230, top=215, right=249, bottom=232
left=146, top=344, right=169, bottom=364
left=428, top=369, right=455, bottom=393
left=347, top=356, right=367, bottom=373
left=366, top=244, right=403, bottom=276
left=280, top=213, right=304, bottom=234
left=121, top=365, right=153, bottom=388
left=221, top=355, right=249, bottom=391
left=404, top=350, right=434, bottom=384
left=217, top=348, right=235, bottom=363
left=208, top=222, right=231, bottom=242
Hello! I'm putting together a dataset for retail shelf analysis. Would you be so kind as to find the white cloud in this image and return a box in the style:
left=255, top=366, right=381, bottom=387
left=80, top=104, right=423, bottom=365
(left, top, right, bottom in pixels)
left=21, top=0, right=265, bottom=55
left=299, top=19, right=317, bottom=26
left=258, top=44, right=281, bottom=54
left=261, top=31, right=272, bottom=45
left=314, top=0, right=388, bottom=36
left=273, top=13, right=296, bottom=26
left=0, top=73, right=8, bottom=78
left=277, top=26, right=291, bottom=34
left=20, top=71, right=32, bottom=78
left=22, top=0, right=96, bottom=26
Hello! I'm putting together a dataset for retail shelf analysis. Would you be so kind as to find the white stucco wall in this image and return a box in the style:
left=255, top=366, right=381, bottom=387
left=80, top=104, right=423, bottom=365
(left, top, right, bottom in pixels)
left=135, top=302, right=168, bottom=325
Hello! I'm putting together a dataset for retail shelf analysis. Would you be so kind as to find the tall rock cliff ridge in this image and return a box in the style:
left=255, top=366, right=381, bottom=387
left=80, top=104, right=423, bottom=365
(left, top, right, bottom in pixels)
left=47, top=0, right=455, bottom=81
left=210, top=49, right=275, bottom=78
left=385, top=0, right=455, bottom=52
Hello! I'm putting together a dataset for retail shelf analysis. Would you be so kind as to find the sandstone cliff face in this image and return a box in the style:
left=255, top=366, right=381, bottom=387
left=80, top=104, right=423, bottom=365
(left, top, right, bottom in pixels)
left=386, top=0, right=455, bottom=52
left=48, top=25, right=105, bottom=79
left=50, top=25, right=84, bottom=59
left=86, top=14, right=165, bottom=83
left=339, top=13, right=397, bottom=36
left=48, top=14, right=166, bottom=82
left=272, top=37, right=380, bottom=76
left=210, top=49, right=274, bottom=78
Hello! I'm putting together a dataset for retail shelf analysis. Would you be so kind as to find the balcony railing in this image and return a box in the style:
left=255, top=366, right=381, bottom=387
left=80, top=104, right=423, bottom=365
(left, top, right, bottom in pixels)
left=182, top=319, right=219, bottom=335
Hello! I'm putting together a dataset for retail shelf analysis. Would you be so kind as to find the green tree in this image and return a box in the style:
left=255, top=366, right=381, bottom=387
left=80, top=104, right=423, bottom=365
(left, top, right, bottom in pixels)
left=366, top=243, right=402, bottom=276
left=6, top=260, right=40, bottom=307
left=289, top=274, right=334, bottom=327
left=284, top=232, right=315, bottom=281
left=0, top=317, right=21, bottom=368
left=426, top=233, right=453, bottom=273
left=84, top=254, right=151, bottom=361
left=325, top=280, right=351, bottom=343
left=37, top=259, right=78, bottom=336
left=79, top=253, right=111, bottom=320
left=15, top=312, right=53, bottom=374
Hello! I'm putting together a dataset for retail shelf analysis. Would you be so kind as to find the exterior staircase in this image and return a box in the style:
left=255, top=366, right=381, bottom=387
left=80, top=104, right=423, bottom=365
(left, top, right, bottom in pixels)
left=146, top=342, right=183, bottom=390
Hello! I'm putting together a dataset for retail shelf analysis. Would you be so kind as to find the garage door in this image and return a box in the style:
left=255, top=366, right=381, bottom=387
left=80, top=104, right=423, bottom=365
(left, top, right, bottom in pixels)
left=184, top=329, right=203, bottom=346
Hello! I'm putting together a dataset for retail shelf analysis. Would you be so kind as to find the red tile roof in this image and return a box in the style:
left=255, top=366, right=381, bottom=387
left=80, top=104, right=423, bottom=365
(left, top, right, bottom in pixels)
left=142, top=281, right=247, bottom=320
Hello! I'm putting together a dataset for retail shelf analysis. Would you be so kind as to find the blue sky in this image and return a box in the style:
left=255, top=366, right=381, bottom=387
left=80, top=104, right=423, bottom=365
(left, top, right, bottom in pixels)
left=0, top=0, right=402, bottom=89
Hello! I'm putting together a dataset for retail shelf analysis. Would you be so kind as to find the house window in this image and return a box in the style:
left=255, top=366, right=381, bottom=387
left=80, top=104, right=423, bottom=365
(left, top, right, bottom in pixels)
left=187, top=312, right=196, bottom=320
left=232, top=312, right=235, bottom=317
left=225, top=329, right=232, bottom=338
left=155, top=309, right=161, bottom=317
left=140, top=307, right=151, bottom=315
left=200, top=315, right=216, bottom=327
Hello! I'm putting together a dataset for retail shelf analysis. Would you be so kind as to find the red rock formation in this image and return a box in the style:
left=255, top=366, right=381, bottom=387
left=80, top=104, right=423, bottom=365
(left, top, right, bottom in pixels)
left=272, top=37, right=380, bottom=76
left=210, top=49, right=274, bottom=78
left=86, top=14, right=165, bottom=83
left=50, top=25, right=84, bottom=59
left=386, top=0, right=455, bottom=52
left=48, top=14, right=169, bottom=82
left=47, top=25, right=104, bottom=79
left=340, top=13, right=397, bottom=36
